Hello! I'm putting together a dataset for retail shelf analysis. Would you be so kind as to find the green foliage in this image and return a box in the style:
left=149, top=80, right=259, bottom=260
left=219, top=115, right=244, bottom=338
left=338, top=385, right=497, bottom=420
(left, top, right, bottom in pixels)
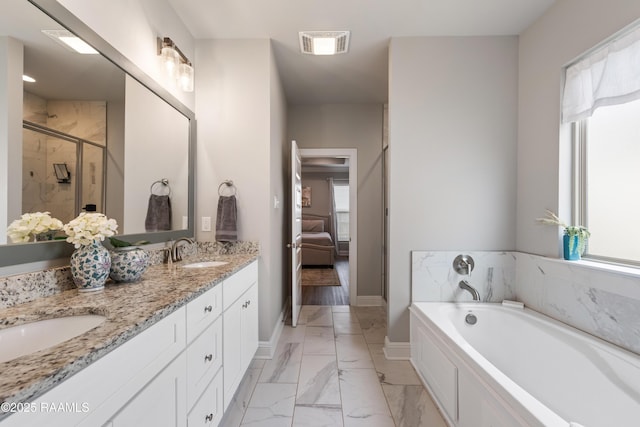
left=109, top=237, right=150, bottom=247
left=564, top=226, right=590, bottom=255
left=537, top=210, right=591, bottom=256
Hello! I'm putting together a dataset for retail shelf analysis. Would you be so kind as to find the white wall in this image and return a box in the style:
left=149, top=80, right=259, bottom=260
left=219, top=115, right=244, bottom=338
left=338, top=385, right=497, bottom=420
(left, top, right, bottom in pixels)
left=124, top=75, right=189, bottom=233
left=387, top=36, right=518, bottom=342
left=517, top=0, right=640, bottom=257
left=195, top=39, right=287, bottom=342
left=57, top=0, right=195, bottom=111
left=0, top=37, right=23, bottom=244
left=288, top=104, right=384, bottom=298
left=269, top=45, right=288, bottom=339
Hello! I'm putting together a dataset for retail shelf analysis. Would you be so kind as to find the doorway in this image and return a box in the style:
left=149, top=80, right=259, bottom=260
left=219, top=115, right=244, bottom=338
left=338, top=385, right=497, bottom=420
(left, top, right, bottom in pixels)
left=298, top=148, right=357, bottom=306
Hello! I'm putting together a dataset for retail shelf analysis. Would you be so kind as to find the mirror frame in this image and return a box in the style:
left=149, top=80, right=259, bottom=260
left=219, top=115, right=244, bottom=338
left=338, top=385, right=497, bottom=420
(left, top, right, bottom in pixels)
left=0, top=0, right=195, bottom=267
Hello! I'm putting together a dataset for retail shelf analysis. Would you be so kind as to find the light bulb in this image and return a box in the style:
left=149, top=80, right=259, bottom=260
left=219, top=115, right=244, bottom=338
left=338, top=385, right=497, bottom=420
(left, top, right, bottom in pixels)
left=161, top=46, right=180, bottom=78
left=178, top=62, right=194, bottom=92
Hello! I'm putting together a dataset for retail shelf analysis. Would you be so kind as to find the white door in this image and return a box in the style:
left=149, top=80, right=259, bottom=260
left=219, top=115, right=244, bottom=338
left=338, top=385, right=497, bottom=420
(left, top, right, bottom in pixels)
left=290, top=140, right=303, bottom=327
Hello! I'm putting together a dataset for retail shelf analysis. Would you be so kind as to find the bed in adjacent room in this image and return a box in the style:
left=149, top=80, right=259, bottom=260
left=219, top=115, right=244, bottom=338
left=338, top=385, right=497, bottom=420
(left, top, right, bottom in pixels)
left=301, top=214, right=335, bottom=267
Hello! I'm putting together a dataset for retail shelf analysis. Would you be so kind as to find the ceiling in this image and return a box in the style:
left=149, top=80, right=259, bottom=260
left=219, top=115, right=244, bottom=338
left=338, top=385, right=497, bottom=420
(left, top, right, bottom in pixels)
left=0, top=0, right=124, bottom=102
left=168, top=0, right=557, bottom=105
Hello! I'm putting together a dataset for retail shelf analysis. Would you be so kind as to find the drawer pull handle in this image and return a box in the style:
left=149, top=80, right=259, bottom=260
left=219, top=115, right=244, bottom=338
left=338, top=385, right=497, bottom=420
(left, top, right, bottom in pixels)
left=205, top=413, right=214, bottom=422
left=204, top=354, right=213, bottom=362
left=204, top=305, right=213, bottom=313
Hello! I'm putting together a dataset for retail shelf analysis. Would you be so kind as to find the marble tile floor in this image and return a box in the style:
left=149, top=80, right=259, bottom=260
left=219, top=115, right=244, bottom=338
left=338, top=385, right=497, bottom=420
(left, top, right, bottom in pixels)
left=220, top=305, right=448, bottom=427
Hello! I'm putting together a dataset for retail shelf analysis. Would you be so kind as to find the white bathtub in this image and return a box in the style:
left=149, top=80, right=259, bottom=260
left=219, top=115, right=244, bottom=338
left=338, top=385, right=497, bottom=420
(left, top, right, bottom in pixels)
left=409, top=302, right=640, bottom=427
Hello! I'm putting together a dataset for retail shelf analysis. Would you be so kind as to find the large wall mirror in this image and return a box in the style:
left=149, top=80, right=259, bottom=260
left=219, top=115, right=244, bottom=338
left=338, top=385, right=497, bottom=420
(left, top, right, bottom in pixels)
left=0, top=0, right=195, bottom=267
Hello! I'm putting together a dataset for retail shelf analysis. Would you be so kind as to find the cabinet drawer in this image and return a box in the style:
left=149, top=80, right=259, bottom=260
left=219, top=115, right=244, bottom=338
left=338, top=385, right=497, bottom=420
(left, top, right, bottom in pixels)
left=188, top=370, right=223, bottom=427
left=187, top=317, right=223, bottom=410
left=222, top=261, right=257, bottom=311
left=187, top=284, right=222, bottom=344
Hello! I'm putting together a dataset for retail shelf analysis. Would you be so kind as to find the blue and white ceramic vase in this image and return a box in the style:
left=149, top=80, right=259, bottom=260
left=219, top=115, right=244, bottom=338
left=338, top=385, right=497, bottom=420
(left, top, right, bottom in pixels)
left=70, top=241, right=111, bottom=292
left=563, top=234, right=580, bottom=261
left=109, top=247, right=149, bottom=283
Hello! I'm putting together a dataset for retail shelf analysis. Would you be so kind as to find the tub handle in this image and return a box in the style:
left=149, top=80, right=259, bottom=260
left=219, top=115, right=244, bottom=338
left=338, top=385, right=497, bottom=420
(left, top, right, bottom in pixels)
left=453, top=255, right=474, bottom=275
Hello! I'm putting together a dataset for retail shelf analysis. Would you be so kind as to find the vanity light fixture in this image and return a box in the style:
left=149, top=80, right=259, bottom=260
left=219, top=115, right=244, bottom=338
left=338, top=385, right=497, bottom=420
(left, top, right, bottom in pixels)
left=299, top=31, right=350, bottom=55
left=41, top=30, right=98, bottom=54
left=158, top=37, right=194, bottom=92
left=23, top=75, right=36, bottom=83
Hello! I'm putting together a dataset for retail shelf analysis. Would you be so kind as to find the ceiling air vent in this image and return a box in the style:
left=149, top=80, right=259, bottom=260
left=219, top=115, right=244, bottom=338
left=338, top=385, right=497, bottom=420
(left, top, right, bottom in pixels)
left=298, top=31, right=350, bottom=55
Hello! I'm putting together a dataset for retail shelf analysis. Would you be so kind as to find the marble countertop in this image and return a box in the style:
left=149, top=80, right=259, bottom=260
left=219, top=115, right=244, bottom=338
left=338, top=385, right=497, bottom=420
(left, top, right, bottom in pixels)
left=0, top=253, right=257, bottom=409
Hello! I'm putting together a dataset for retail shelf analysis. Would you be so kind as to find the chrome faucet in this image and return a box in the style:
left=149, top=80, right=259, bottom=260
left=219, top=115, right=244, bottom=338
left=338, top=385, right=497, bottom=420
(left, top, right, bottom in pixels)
left=171, top=237, right=195, bottom=262
left=459, top=280, right=481, bottom=301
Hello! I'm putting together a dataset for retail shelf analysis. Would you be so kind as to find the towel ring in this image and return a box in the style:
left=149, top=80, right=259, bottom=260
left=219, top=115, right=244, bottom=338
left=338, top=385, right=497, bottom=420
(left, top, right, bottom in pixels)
left=150, top=179, right=171, bottom=197
left=218, top=180, right=237, bottom=196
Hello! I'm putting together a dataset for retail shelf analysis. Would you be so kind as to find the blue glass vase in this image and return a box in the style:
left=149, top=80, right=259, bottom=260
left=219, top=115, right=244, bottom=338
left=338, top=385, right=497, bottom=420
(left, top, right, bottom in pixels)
left=563, top=234, right=580, bottom=260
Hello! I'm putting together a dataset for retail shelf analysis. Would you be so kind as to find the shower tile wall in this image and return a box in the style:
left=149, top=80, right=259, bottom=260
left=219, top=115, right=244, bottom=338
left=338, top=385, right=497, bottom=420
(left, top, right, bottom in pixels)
left=23, top=92, right=47, bottom=124
left=21, top=92, right=106, bottom=223
left=411, top=251, right=516, bottom=303
left=50, top=100, right=106, bottom=216
left=22, top=93, right=48, bottom=216
left=47, top=100, right=106, bottom=144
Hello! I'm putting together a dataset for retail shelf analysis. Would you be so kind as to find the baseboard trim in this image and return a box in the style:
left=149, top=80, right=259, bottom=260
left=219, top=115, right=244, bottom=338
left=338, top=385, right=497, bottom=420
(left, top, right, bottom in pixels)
left=383, top=336, right=410, bottom=360
left=254, top=309, right=285, bottom=359
left=356, top=295, right=386, bottom=306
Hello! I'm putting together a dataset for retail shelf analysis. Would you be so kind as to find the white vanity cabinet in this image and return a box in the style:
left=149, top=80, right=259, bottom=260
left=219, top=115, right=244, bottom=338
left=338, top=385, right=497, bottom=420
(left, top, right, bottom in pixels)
left=222, top=261, right=259, bottom=411
left=0, top=307, right=186, bottom=427
left=0, top=260, right=258, bottom=427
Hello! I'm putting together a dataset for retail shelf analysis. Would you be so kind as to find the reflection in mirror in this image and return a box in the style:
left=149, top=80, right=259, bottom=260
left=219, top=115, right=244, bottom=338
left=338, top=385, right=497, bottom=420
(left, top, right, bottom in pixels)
left=23, top=95, right=110, bottom=225
left=123, top=76, right=189, bottom=234
left=0, top=0, right=192, bottom=251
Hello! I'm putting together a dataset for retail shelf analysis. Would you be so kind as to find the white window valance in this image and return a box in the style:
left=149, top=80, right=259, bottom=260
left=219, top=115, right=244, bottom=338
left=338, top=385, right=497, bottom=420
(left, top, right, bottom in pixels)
left=562, top=23, right=640, bottom=123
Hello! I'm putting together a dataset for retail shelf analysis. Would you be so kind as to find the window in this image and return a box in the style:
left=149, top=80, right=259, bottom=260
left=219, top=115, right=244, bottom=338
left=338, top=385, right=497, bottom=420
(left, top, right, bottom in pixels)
left=565, top=22, right=640, bottom=265
left=333, top=183, right=349, bottom=242
left=574, top=99, right=640, bottom=264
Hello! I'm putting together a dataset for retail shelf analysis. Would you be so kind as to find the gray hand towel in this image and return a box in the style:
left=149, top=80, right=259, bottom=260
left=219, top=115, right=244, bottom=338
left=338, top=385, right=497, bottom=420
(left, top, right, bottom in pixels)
left=216, top=195, right=237, bottom=241
left=145, top=194, right=172, bottom=232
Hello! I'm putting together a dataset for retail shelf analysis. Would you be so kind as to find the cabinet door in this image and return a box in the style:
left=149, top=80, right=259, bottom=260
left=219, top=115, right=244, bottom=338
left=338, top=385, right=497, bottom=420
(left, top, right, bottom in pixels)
left=223, top=297, right=243, bottom=411
left=107, top=352, right=186, bottom=427
left=241, top=283, right=259, bottom=372
left=187, top=370, right=223, bottom=427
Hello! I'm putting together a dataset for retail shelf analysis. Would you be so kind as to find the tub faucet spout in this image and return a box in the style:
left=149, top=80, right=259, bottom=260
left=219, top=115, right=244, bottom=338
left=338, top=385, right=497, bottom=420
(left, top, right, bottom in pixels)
left=459, top=280, right=480, bottom=301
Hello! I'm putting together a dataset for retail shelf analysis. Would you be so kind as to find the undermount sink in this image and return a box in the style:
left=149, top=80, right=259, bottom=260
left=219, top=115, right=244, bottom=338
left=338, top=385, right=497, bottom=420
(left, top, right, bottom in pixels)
left=0, top=315, right=106, bottom=364
left=182, top=261, right=229, bottom=269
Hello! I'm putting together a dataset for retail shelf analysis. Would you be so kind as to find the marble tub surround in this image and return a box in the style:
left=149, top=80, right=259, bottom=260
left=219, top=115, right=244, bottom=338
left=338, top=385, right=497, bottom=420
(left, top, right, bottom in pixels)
left=0, top=253, right=257, bottom=410
left=411, top=251, right=516, bottom=303
left=411, top=250, right=640, bottom=356
left=0, top=240, right=258, bottom=309
left=515, top=252, right=640, bottom=355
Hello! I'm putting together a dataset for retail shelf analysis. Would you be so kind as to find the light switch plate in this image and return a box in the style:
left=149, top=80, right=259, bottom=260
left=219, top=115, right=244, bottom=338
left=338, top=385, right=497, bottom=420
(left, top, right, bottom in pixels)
left=201, top=216, right=211, bottom=232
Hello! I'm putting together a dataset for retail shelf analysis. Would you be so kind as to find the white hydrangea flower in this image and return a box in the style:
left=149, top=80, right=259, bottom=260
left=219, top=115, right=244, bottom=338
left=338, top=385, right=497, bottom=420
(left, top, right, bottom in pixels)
left=63, top=212, right=118, bottom=248
left=6, top=212, right=64, bottom=243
